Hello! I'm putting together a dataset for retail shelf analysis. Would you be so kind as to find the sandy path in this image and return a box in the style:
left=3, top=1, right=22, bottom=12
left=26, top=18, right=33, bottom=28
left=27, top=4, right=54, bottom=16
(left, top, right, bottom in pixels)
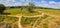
left=1, top=12, right=60, bottom=28
left=0, top=14, right=23, bottom=28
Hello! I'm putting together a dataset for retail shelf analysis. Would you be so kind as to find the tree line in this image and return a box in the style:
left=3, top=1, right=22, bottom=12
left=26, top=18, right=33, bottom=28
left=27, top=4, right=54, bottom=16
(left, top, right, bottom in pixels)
left=0, top=2, right=60, bottom=14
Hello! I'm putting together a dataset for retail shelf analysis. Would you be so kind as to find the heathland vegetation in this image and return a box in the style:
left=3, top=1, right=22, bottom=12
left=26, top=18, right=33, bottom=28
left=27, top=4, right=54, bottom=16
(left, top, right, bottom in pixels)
left=0, top=3, right=60, bottom=28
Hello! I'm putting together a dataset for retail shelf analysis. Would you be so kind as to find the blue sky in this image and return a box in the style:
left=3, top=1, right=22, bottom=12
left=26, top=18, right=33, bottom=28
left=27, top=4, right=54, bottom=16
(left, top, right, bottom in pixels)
left=0, top=0, right=60, bottom=9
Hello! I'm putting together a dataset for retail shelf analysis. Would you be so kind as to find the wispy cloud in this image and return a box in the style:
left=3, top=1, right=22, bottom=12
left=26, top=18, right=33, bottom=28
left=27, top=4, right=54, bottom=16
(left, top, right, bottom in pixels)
left=0, top=0, right=60, bottom=9
left=48, top=1, right=60, bottom=8
left=49, top=1, right=57, bottom=4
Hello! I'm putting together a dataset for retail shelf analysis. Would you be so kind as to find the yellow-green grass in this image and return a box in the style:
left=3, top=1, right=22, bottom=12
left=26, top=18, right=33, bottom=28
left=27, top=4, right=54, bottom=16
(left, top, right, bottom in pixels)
left=4, top=8, right=22, bottom=15
left=4, top=8, right=41, bottom=16
left=22, top=8, right=41, bottom=16
left=0, top=16, right=18, bottom=23
left=36, top=9, right=60, bottom=16
left=21, top=14, right=60, bottom=28
left=0, top=16, right=18, bottom=28
left=21, top=15, right=58, bottom=28
left=4, top=8, right=60, bottom=16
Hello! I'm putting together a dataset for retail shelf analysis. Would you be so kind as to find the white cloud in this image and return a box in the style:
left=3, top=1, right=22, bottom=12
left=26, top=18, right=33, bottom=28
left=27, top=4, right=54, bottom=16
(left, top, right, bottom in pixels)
left=14, top=2, right=22, bottom=6
left=20, top=0, right=25, bottom=2
left=36, top=1, right=60, bottom=9
left=58, top=2, right=60, bottom=6
left=40, top=0, right=46, bottom=3
left=0, top=0, right=60, bottom=9
left=0, top=0, right=16, bottom=4
left=49, top=1, right=60, bottom=8
left=20, top=0, right=29, bottom=2
left=48, top=1, right=60, bottom=8
left=49, top=1, right=57, bottom=4
left=6, top=0, right=16, bottom=2
left=0, top=0, right=19, bottom=6
left=0, top=0, right=3, bottom=3
left=38, top=0, right=49, bottom=7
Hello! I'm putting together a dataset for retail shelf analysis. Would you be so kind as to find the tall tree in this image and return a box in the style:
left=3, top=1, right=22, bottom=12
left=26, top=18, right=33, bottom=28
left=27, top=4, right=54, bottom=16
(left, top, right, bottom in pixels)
left=0, top=4, right=6, bottom=14
left=28, top=2, right=35, bottom=13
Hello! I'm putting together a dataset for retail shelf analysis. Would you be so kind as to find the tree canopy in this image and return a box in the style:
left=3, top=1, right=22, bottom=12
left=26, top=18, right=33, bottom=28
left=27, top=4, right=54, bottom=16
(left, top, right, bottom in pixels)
left=28, top=2, right=35, bottom=13
left=0, top=4, right=6, bottom=14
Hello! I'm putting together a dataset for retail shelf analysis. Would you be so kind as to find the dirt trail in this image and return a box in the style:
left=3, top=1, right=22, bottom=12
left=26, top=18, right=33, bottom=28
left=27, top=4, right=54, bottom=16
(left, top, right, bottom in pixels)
left=0, top=14, right=23, bottom=28
left=38, top=11, right=60, bottom=18
left=0, top=12, right=60, bottom=28
left=0, top=13, right=45, bottom=28
left=43, top=13, right=60, bottom=18
left=16, top=14, right=23, bottom=28
left=31, top=13, right=45, bottom=28
left=23, top=13, right=45, bottom=17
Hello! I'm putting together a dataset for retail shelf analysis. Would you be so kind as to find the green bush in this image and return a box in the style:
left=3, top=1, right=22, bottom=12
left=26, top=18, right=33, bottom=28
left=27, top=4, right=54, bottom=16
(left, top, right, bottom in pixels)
left=28, top=2, right=35, bottom=13
left=0, top=4, right=6, bottom=14
left=14, top=24, right=18, bottom=28
left=0, top=16, right=5, bottom=22
left=5, top=23, right=12, bottom=28
left=21, top=17, right=31, bottom=24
